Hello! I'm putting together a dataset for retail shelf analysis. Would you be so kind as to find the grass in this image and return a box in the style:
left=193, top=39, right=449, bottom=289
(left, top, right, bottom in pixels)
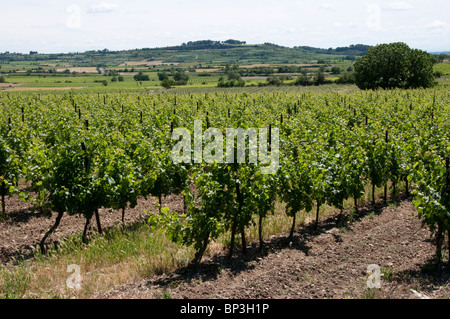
left=434, top=62, right=450, bottom=75
left=362, top=287, right=383, bottom=299
left=0, top=222, right=195, bottom=299
left=381, top=267, right=395, bottom=282
left=159, top=290, right=173, bottom=299
left=3, top=73, right=159, bottom=90
left=366, top=211, right=376, bottom=220
left=0, top=72, right=224, bottom=94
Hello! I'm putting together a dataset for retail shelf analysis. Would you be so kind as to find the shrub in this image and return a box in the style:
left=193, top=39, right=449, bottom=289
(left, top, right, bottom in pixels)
left=336, top=73, right=356, bottom=84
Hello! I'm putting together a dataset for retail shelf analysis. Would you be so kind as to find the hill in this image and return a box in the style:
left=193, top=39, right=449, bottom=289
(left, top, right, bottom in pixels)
left=0, top=40, right=371, bottom=68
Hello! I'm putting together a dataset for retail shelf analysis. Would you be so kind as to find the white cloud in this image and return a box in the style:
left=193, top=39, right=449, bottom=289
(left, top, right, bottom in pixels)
left=424, top=20, right=447, bottom=29
left=385, top=2, right=414, bottom=11
left=285, top=28, right=296, bottom=34
left=163, top=32, right=173, bottom=38
left=1, top=0, right=449, bottom=53
left=319, top=4, right=335, bottom=10
left=87, top=2, right=119, bottom=14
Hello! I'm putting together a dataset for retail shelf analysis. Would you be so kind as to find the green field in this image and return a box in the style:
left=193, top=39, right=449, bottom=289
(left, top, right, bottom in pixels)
left=0, top=42, right=368, bottom=93
left=1, top=42, right=446, bottom=94
left=0, top=85, right=448, bottom=298
left=0, top=41, right=449, bottom=299
left=434, top=62, right=450, bottom=75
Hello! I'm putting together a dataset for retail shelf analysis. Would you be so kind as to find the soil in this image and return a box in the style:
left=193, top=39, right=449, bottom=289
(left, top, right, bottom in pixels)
left=0, top=83, right=23, bottom=89
left=54, top=67, right=98, bottom=73
left=119, top=61, right=180, bottom=67
left=4, top=87, right=87, bottom=92
left=95, top=199, right=450, bottom=300
left=0, top=191, right=184, bottom=264
left=1, top=190, right=450, bottom=299
left=195, top=69, right=220, bottom=73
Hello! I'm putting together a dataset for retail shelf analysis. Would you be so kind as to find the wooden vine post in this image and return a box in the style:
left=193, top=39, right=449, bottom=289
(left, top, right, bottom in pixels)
left=446, top=157, right=450, bottom=263
left=384, top=130, right=389, bottom=204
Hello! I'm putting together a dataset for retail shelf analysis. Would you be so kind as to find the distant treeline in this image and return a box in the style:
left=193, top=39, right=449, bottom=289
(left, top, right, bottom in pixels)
left=296, top=44, right=372, bottom=56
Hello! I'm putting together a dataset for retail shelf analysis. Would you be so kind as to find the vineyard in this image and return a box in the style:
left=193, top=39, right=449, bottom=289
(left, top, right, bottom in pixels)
left=0, top=87, right=449, bottom=298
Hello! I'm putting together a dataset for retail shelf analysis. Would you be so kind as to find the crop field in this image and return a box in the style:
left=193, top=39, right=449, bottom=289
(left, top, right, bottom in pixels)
left=0, top=86, right=449, bottom=299
left=1, top=0, right=449, bottom=310
left=435, top=63, right=450, bottom=77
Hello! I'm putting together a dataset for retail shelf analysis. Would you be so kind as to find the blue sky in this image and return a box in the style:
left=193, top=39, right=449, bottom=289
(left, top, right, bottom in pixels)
left=1, top=0, right=449, bottom=53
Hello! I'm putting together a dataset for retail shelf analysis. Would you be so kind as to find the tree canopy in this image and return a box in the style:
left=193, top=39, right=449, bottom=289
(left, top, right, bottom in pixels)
left=134, top=71, right=150, bottom=81
left=354, top=42, right=436, bottom=90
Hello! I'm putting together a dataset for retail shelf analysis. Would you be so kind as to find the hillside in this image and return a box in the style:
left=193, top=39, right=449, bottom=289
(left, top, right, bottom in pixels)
left=0, top=40, right=371, bottom=68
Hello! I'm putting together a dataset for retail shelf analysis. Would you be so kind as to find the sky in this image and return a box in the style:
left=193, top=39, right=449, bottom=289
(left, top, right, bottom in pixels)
left=0, top=0, right=449, bottom=54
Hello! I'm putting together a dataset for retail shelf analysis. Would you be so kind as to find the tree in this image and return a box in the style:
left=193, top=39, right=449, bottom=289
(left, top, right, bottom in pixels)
left=158, top=72, right=168, bottom=81
left=134, top=71, right=150, bottom=81
left=314, top=71, right=325, bottom=85
left=294, top=74, right=312, bottom=86
left=117, top=75, right=124, bottom=82
left=436, top=53, right=447, bottom=63
left=217, top=78, right=245, bottom=88
left=266, top=75, right=283, bottom=86
left=224, top=64, right=241, bottom=81
left=161, top=78, right=175, bottom=89
left=227, top=71, right=241, bottom=81
left=331, top=67, right=341, bottom=75
left=222, top=39, right=246, bottom=45
left=354, top=42, right=436, bottom=90
left=335, top=72, right=355, bottom=84
left=0, top=76, right=6, bottom=83
left=173, top=71, right=189, bottom=85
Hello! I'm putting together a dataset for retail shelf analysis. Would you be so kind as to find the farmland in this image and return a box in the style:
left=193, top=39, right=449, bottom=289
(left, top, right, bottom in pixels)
left=1, top=0, right=450, bottom=310
left=0, top=42, right=368, bottom=94
left=0, top=83, right=449, bottom=299
left=0, top=36, right=450, bottom=302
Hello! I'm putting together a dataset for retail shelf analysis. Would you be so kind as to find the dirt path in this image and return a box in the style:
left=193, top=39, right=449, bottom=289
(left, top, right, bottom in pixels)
left=96, top=200, right=450, bottom=299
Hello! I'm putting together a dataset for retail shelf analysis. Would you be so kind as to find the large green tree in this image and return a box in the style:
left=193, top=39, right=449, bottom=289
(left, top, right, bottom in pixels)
left=354, top=42, right=436, bottom=90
